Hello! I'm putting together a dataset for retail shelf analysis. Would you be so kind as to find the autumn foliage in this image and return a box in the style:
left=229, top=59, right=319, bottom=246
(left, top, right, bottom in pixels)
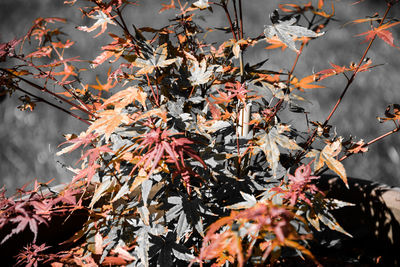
left=1, top=0, right=400, bottom=266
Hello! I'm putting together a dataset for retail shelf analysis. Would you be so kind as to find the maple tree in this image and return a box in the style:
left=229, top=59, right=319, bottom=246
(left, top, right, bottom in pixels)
left=1, top=0, right=400, bottom=266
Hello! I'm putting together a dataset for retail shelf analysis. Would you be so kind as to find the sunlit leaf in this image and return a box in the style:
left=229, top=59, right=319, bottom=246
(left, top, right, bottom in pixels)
left=264, top=17, right=324, bottom=53
left=102, top=86, right=148, bottom=110
left=77, top=11, right=116, bottom=38
left=193, top=0, right=210, bottom=9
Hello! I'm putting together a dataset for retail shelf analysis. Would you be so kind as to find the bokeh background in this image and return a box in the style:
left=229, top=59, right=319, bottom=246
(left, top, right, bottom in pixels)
left=1, top=0, right=400, bottom=195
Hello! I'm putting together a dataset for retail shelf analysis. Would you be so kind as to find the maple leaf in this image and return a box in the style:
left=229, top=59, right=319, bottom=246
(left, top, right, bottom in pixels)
left=102, top=86, right=148, bottom=110
left=132, top=128, right=206, bottom=180
left=199, top=203, right=307, bottom=267
left=78, top=145, right=113, bottom=167
left=210, top=89, right=233, bottom=105
left=90, top=73, right=117, bottom=92
left=25, top=17, right=67, bottom=45
left=91, top=34, right=132, bottom=68
left=306, top=138, right=348, bottom=187
left=25, top=46, right=52, bottom=58
left=72, top=145, right=112, bottom=185
left=72, top=164, right=100, bottom=186
left=264, top=16, right=324, bottom=53
left=77, top=11, right=116, bottom=38
left=16, top=243, right=50, bottom=267
left=377, top=104, right=400, bottom=123
left=1, top=201, right=48, bottom=245
left=316, top=62, right=347, bottom=80
left=254, top=124, right=303, bottom=177
left=57, top=132, right=97, bottom=156
left=51, top=63, right=77, bottom=82
left=225, top=81, right=252, bottom=104
left=0, top=38, right=22, bottom=61
left=87, top=109, right=131, bottom=140
left=347, top=140, right=368, bottom=154
left=356, top=21, right=400, bottom=47
left=159, top=0, right=175, bottom=13
left=265, top=35, right=288, bottom=51
left=272, top=164, right=321, bottom=206
left=31, top=199, right=54, bottom=218
left=291, top=74, right=324, bottom=91
left=193, top=0, right=210, bottom=9
left=187, top=58, right=214, bottom=86
left=54, top=187, right=81, bottom=205
left=91, top=50, right=116, bottom=68
left=133, top=44, right=177, bottom=75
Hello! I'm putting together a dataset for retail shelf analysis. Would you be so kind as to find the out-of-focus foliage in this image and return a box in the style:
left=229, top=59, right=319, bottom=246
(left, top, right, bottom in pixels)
left=1, top=0, right=400, bottom=266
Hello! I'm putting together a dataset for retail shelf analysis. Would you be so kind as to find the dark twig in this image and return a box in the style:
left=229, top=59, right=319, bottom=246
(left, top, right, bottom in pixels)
left=14, top=86, right=91, bottom=125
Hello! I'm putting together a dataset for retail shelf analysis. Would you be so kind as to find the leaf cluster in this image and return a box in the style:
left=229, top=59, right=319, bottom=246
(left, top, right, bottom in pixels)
left=1, top=0, right=400, bottom=266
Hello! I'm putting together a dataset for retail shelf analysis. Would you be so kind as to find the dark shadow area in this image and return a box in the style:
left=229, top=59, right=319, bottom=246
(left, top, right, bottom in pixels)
left=312, top=176, right=400, bottom=266
left=1, top=177, right=400, bottom=265
left=0, top=186, right=89, bottom=265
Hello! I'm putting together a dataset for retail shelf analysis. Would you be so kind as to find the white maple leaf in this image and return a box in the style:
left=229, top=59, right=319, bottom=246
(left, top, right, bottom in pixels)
left=77, top=11, right=116, bottom=38
left=264, top=17, right=324, bottom=53
left=133, top=44, right=177, bottom=75
left=255, top=124, right=303, bottom=177
left=193, top=0, right=210, bottom=9
left=188, top=58, right=214, bottom=86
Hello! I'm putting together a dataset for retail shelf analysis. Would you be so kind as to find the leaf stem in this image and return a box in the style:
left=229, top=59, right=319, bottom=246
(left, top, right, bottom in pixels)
left=145, top=73, right=160, bottom=106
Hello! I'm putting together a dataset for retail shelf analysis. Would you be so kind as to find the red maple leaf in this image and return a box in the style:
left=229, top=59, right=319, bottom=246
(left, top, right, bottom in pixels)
left=132, top=127, right=206, bottom=183
left=316, top=62, right=347, bottom=80
left=356, top=21, right=400, bottom=47
left=272, top=164, right=321, bottom=206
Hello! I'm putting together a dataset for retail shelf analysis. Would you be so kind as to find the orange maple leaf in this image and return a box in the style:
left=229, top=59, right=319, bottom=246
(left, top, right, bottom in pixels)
left=87, top=109, right=131, bottom=140
left=52, top=63, right=77, bottom=82
left=291, top=75, right=324, bottom=91
left=265, top=36, right=288, bottom=51
left=90, top=72, right=117, bottom=92
left=102, top=86, right=148, bottom=110
left=159, top=0, right=175, bottom=13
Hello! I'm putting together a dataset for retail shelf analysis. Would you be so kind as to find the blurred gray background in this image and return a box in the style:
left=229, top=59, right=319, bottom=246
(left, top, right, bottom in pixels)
left=1, top=0, right=400, bottom=194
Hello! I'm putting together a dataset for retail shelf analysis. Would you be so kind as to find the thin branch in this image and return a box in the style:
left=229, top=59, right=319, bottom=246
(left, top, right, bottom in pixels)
left=315, top=126, right=400, bottom=176
left=15, top=86, right=91, bottom=125
left=232, top=0, right=240, bottom=39
left=299, top=4, right=392, bottom=156
left=145, top=73, right=160, bottom=107
left=268, top=42, right=305, bottom=121
left=1, top=68, right=96, bottom=118
left=218, top=2, right=238, bottom=40
left=238, top=0, right=244, bottom=39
